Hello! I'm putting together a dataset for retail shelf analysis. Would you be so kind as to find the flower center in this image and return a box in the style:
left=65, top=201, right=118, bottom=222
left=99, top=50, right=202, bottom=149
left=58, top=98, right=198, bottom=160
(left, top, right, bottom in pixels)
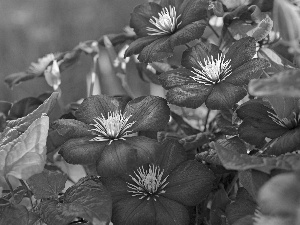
left=146, top=6, right=182, bottom=36
left=268, top=111, right=300, bottom=129
left=190, top=53, right=232, bottom=85
left=127, top=164, right=169, bottom=201
left=89, top=111, right=136, bottom=144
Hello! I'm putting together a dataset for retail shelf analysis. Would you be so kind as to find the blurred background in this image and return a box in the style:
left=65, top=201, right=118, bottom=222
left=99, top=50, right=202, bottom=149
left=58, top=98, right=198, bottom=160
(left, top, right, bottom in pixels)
left=0, top=0, right=144, bottom=103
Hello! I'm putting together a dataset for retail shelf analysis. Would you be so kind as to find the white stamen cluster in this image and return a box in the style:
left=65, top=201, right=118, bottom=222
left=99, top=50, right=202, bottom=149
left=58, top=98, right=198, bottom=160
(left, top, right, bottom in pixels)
left=190, top=53, right=232, bottom=85
left=89, top=111, right=136, bottom=144
left=146, top=6, right=182, bottom=36
left=268, top=111, right=300, bottom=129
left=127, top=164, right=169, bottom=201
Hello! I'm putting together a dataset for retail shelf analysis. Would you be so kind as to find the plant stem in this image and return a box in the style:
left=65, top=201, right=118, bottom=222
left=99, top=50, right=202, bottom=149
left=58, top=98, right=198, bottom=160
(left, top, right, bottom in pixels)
left=19, top=179, right=34, bottom=209
left=226, top=173, right=239, bottom=194
left=89, top=54, right=99, bottom=97
left=203, top=109, right=211, bottom=132
left=4, top=176, right=15, bottom=201
left=208, top=23, right=220, bottom=38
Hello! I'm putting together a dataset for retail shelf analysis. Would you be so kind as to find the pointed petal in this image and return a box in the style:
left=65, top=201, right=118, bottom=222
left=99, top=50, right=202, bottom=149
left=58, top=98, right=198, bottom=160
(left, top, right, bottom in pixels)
left=170, top=20, right=207, bottom=48
left=59, top=137, right=107, bottom=165
left=179, top=0, right=209, bottom=27
left=124, top=96, right=170, bottom=132
left=155, top=139, right=187, bottom=175
left=159, top=68, right=197, bottom=89
left=130, top=3, right=163, bottom=37
left=181, top=41, right=222, bottom=70
left=155, top=197, right=190, bottom=225
left=205, top=82, right=247, bottom=110
left=225, top=59, right=270, bottom=86
left=160, top=0, right=184, bottom=9
left=163, top=160, right=215, bottom=206
left=100, top=177, right=131, bottom=202
left=225, top=37, right=257, bottom=71
left=138, top=36, right=173, bottom=63
left=111, top=197, right=156, bottom=225
left=96, top=136, right=159, bottom=177
left=125, top=36, right=160, bottom=58
left=166, top=84, right=213, bottom=108
left=75, top=95, right=126, bottom=125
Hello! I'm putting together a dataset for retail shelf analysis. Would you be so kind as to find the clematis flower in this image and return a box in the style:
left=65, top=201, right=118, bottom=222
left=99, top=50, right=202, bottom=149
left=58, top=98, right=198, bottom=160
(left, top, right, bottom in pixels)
left=101, top=139, right=215, bottom=225
left=124, top=0, right=209, bottom=63
left=158, top=37, right=270, bottom=109
left=53, top=94, right=170, bottom=177
left=236, top=98, right=300, bottom=155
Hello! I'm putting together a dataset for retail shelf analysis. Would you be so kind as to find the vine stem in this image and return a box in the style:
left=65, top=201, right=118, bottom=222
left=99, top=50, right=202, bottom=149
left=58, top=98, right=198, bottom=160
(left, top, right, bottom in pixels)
left=208, top=23, right=220, bottom=38
left=226, top=173, right=239, bottom=194
left=4, top=176, right=15, bottom=201
left=203, top=109, right=211, bottom=132
left=19, top=179, right=34, bottom=209
left=89, top=54, right=99, bottom=97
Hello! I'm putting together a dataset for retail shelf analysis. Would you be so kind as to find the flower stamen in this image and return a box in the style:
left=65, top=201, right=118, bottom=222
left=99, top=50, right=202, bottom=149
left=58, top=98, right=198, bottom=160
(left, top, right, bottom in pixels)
left=146, top=6, right=182, bottom=36
left=127, top=164, right=169, bottom=201
left=190, top=53, right=232, bottom=85
left=89, top=111, right=136, bottom=144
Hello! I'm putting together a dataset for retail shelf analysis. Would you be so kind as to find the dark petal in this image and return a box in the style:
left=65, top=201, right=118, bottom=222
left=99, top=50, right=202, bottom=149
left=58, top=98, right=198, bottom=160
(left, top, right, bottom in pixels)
left=155, top=139, right=187, bottom=175
left=166, top=84, right=213, bottom=108
left=205, top=82, right=247, bottom=110
left=124, top=96, right=170, bottom=132
left=236, top=100, right=288, bottom=139
left=163, top=160, right=215, bottom=206
left=96, top=136, right=159, bottom=177
left=264, top=127, right=300, bottom=155
left=130, top=3, right=163, bottom=37
left=155, top=197, right=190, bottom=225
left=160, top=0, right=184, bottom=9
left=100, top=177, right=131, bottom=202
left=181, top=41, right=222, bottom=70
left=225, top=59, right=270, bottom=86
left=170, top=20, right=207, bottom=48
left=225, top=37, right=257, bottom=71
left=111, top=197, right=156, bottom=225
left=59, top=137, right=107, bottom=165
left=125, top=36, right=160, bottom=58
left=75, top=95, right=126, bottom=125
left=138, top=36, right=173, bottom=63
left=179, top=0, right=209, bottom=27
left=159, top=68, right=197, bottom=89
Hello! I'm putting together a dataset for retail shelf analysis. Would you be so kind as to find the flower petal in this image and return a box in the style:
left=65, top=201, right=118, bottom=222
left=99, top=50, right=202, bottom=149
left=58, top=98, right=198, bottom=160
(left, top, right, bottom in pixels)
left=130, top=3, right=163, bottom=37
left=205, top=82, right=247, bottom=109
left=59, top=137, right=107, bottom=165
left=101, top=177, right=131, bottom=202
left=111, top=197, right=156, bottom=225
left=138, top=36, right=173, bottom=63
left=124, top=96, right=170, bottom=132
left=155, top=139, right=187, bottom=175
left=160, top=0, right=184, bottom=9
left=225, top=59, right=270, bottom=86
left=96, top=136, right=159, bottom=177
left=159, top=68, right=197, bottom=88
left=155, top=196, right=190, bottom=225
left=166, top=84, right=213, bottom=108
left=179, top=0, right=209, bottom=27
left=125, top=36, right=160, bottom=58
left=225, top=37, right=257, bottom=71
left=75, top=95, right=126, bottom=125
left=181, top=41, right=222, bottom=70
left=163, top=160, right=215, bottom=206
left=170, top=20, right=207, bottom=48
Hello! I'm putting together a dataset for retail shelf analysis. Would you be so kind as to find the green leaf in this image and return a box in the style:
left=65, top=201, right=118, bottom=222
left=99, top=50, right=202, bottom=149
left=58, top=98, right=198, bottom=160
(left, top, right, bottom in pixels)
left=239, top=170, right=270, bottom=199
left=27, top=169, right=67, bottom=199
left=39, top=177, right=112, bottom=225
left=214, top=142, right=300, bottom=173
left=0, top=116, right=49, bottom=180
left=210, top=188, right=231, bottom=225
left=179, top=132, right=213, bottom=151
left=195, top=149, right=222, bottom=165
left=0, top=204, right=29, bottom=225
left=249, top=69, right=300, bottom=98
left=8, top=97, right=42, bottom=120
left=225, top=188, right=256, bottom=225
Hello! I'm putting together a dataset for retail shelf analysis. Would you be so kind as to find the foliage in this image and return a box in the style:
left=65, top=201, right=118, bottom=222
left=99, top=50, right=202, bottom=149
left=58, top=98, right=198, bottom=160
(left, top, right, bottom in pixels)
left=1, top=0, right=300, bottom=224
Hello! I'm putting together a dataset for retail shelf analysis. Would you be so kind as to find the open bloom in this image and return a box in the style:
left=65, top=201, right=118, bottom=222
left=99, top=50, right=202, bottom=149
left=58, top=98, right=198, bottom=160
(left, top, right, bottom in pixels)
left=124, top=0, right=209, bottom=63
left=101, top=139, right=215, bottom=225
left=237, top=98, right=300, bottom=155
left=158, top=37, right=270, bottom=109
left=53, top=95, right=170, bottom=177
